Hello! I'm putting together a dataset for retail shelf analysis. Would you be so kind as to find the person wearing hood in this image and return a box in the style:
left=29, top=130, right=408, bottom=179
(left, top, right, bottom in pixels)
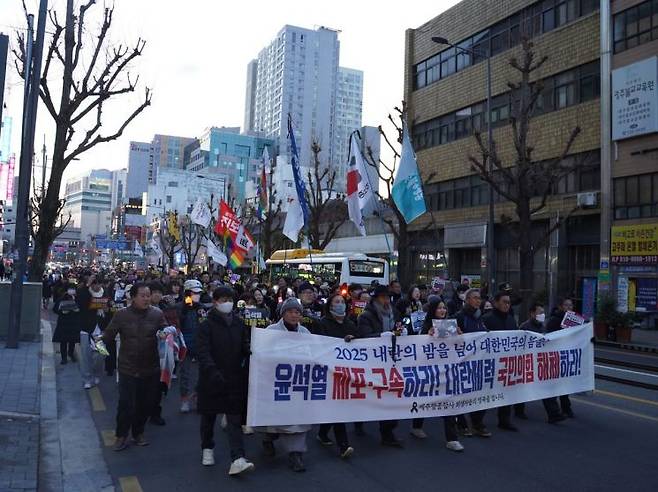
left=196, top=286, right=255, bottom=476
left=454, top=288, right=492, bottom=438
left=175, top=279, right=208, bottom=413
left=52, top=282, right=82, bottom=364
left=316, top=293, right=357, bottom=459
left=260, top=298, right=312, bottom=472
left=357, top=285, right=404, bottom=448
left=482, top=291, right=525, bottom=431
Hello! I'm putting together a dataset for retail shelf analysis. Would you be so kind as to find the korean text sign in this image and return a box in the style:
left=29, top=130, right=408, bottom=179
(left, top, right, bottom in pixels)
left=611, top=224, right=658, bottom=265
left=247, top=324, right=594, bottom=426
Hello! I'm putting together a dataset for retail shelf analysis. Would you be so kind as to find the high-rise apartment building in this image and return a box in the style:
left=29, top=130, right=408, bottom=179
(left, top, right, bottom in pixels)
left=126, top=141, right=151, bottom=200
left=244, top=60, right=259, bottom=133
left=334, top=67, right=364, bottom=183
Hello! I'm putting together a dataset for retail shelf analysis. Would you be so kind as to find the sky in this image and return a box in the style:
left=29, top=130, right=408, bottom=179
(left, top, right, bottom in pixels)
left=1, top=0, right=460, bottom=186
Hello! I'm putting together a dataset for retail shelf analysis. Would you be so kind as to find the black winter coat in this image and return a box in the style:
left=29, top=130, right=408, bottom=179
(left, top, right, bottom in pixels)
left=544, top=309, right=565, bottom=333
left=357, top=302, right=400, bottom=338
left=319, top=316, right=359, bottom=339
left=52, top=296, right=83, bottom=343
left=196, top=309, right=250, bottom=416
left=482, top=308, right=518, bottom=332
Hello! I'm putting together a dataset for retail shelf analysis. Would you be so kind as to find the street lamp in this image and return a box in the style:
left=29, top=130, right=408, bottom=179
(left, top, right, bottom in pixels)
left=432, top=36, right=496, bottom=295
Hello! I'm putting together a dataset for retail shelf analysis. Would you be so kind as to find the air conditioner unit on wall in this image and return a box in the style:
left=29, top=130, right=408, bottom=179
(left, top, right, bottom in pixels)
left=577, top=192, right=598, bottom=208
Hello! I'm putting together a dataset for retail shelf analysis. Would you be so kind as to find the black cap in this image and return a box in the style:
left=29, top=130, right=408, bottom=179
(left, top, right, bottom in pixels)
left=373, top=285, right=389, bottom=298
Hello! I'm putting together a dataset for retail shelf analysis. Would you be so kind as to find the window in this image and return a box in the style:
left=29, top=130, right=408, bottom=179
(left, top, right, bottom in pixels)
left=413, top=0, right=599, bottom=90
left=167, top=181, right=178, bottom=187
left=614, top=172, right=658, bottom=219
left=613, top=0, right=658, bottom=53
left=554, top=71, right=576, bottom=109
left=166, top=195, right=172, bottom=204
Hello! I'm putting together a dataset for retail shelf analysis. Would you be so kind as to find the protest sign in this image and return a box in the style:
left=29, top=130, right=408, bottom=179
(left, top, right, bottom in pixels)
left=410, top=310, right=426, bottom=333
left=561, top=311, right=585, bottom=329
left=247, top=324, right=594, bottom=426
left=244, top=307, right=269, bottom=328
left=351, top=300, right=366, bottom=318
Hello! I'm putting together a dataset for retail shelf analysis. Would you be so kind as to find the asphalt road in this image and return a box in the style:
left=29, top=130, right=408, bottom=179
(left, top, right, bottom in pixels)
left=81, top=361, right=658, bottom=492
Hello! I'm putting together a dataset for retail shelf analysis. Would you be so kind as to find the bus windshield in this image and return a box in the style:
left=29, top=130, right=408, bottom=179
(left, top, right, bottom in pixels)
left=270, top=262, right=342, bottom=283
left=349, top=260, right=386, bottom=278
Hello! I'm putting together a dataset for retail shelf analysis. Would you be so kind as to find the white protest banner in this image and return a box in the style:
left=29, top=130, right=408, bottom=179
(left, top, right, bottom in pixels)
left=247, top=324, right=594, bottom=426
left=190, top=197, right=212, bottom=228
left=561, top=311, right=585, bottom=329
left=206, top=238, right=227, bottom=266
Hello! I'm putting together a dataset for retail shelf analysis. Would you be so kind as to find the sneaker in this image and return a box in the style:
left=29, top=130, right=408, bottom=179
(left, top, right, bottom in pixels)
left=60, top=359, right=67, bottom=365
left=113, top=437, right=129, bottom=452
left=563, top=410, right=575, bottom=418
left=288, top=452, right=306, bottom=472
left=548, top=414, right=567, bottom=424
left=94, top=377, right=101, bottom=385
left=172, top=373, right=177, bottom=380
left=339, top=445, right=354, bottom=459
left=242, top=425, right=254, bottom=435
left=317, top=434, right=333, bottom=446
left=262, top=440, right=276, bottom=457
left=446, top=440, right=465, bottom=452
left=201, top=449, right=215, bottom=466
left=180, top=399, right=191, bottom=413
left=83, top=382, right=92, bottom=390
left=220, top=414, right=227, bottom=429
left=410, top=428, right=427, bottom=439
left=458, top=425, right=473, bottom=437
left=150, top=415, right=166, bottom=426
left=132, top=435, right=149, bottom=446
left=472, top=426, right=492, bottom=438
left=228, top=457, right=255, bottom=476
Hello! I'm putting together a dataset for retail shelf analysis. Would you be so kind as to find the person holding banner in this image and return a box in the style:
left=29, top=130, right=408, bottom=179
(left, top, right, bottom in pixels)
left=196, top=286, right=255, bottom=476
left=298, top=282, right=324, bottom=334
left=454, top=289, right=492, bottom=438
left=260, top=298, right=312, bottom=472
left=316, top=293, right=358, bottom=458
left=357, top=285, right=405, bottom=448
left=542, top=297, right=575, bottom=422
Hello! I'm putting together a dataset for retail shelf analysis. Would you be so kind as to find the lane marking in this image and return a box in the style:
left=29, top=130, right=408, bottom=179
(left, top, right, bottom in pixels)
left=119, top=476, right=144, bottom=492
left=101, top=430, right=115, bottom=447
left=594, top=364, right=658, bottom=378
left=571, top=397, right=658, bottom=423
left=596, top=348, right=658, bottom=360
left=89, top=386, right=106, bottom=412
left=594, top=389, right=658, bottom=408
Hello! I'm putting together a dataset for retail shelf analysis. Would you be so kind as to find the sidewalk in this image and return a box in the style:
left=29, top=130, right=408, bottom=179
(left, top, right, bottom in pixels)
left=596, top=328, right=658, bottom=354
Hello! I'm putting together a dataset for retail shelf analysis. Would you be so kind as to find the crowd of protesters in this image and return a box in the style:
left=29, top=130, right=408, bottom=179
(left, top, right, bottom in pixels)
left=45, top=265, right=577, bottom=475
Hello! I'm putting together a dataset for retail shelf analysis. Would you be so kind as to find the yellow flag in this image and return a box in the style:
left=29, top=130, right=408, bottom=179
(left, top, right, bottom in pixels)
left=167, top=212, right=180, bottom=241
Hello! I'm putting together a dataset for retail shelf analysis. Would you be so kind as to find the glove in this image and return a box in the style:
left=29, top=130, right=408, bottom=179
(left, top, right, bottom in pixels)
left=344, top=335, right=355, bottom=343
left=400, top=327, right=408, bottom=336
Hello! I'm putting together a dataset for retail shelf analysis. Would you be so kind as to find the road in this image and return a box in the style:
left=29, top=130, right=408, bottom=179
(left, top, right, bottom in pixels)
left=78, top=357, right=658, bottom=492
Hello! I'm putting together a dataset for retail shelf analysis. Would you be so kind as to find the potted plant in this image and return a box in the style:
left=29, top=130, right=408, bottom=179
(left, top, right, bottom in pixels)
left=614, top=311, right=637, bottom=343
left=594, top=294, right=616, bottom=340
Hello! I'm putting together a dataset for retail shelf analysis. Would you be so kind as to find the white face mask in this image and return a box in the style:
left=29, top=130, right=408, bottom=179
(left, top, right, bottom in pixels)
left=216, top=301, right=233, bottom=314
left=67, top=289, right=76, bottom=296
left=535, top=313, right=546, bottom=323
left=191, top=294, right=201, bottom=303
left=458, top=293, right=466, bottom=301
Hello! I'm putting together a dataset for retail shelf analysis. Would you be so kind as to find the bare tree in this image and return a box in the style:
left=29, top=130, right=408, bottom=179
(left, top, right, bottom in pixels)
left=304, top=141, right=347, bottom=250
left=246, top=157, right=284, bottom=259
left=178, top=215, right=203, bottom=273
left=364, top=106, right=435, bottom=288
left=156, top=211, right=181, bottom=271
left=13, top=0, right=151, bottom=280
left=468, top=39, right=586, bottom=314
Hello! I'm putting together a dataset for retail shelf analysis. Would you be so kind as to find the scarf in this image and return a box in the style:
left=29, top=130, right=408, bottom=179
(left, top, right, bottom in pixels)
left=374, top=302, right=395, bottom=332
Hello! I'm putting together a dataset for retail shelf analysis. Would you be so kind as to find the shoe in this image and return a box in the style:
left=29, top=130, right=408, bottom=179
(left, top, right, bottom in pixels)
left=172, top=373, right=177, bottom=380
left=515, top=412, right=529, bottom=420
left=317, top=434, right=333, bottom=446
left=242, top=425, right=254, bottom=435
left=563, top=410, right=575, bottom=418
left=69, top=353, right=77, bottom=362
left=106, top=370, right=114, bottom=377
left=94, top=377, right=101, bottom=385
left=83, top=382, right=92, bottom=390
left=548, top=414, right=567, bottom=424
left=262, top=440, right=276, bottom=457
left=201, top=448, right=215, bottom=466
left=458, top=426, right=473, bottom=437
left=150, top=415, right=166, bottom=426
left=288, top=452, right=306, bottom=472
left=229, top=457, right=255, bottom=476
left=472, top=426, right=492, bottom=438
left=220, top=414, right=227, bottom=429
left=180, top=399, right=191, bottom=413
left=446, top=440, right=465, bottom=452
left=381, top=436, right=404, bottom=448
left=113, top=437, right=129, bottom=452
left=410, top=428, right=427, bottom=439
left=339, top=445, right=354, bottom=459
left=132, top=435, right=149, bottom=446
left=354, top=423, right=366, bottom=437
left=498, top=423, right=519, bottom=432
left=60, top=359, right=67, bottom=365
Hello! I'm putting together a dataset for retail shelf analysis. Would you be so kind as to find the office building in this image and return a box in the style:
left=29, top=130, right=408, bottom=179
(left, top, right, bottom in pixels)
left=405, top=0, right=601, bottom=308
left=126, top=141, right=151, bottom=200
left=110, top=168, right=128, bottom=211
left=150, top=134, right=195, bottom=174
left=244, top=60, right=259, bottom=133
left=62, top=169, right=113, bottom=246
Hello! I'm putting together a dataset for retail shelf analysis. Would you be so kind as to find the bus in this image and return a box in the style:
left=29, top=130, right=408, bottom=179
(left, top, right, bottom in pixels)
left=266, top=250, right=389, bottom=287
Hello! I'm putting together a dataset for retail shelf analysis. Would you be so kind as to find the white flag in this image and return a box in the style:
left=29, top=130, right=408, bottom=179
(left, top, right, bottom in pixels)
left=206, top=238, right=228, bottom=266
left=346, top=136, right=372, bottom=236
left=256, top=241, right=267, bottom=271
left=283, top=194, right=304, bottom=243
left=149, top=237, right=163, bottom=259
left=134, top=240, right=144, bottom=257
left=190, top=197, right=211, bottom=228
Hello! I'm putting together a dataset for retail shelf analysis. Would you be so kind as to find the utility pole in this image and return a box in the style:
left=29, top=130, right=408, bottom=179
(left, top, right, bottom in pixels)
left=0, top=34, right=8, bottom=143
left=7, top=0, right=48, bottom=349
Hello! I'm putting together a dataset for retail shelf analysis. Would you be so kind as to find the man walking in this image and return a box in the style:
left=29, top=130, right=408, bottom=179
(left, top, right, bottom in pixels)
left=102, top=283, right=167, bottom=451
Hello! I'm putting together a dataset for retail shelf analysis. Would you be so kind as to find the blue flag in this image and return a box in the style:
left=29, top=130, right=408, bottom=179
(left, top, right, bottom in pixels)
left=391, top=122, right=427, bottom=224
left=283, top=115, right=310, bottom=242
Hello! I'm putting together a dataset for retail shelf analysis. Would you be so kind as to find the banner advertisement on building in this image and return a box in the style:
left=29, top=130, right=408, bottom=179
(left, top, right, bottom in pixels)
left=612, top=56, right=658, bottom=141
left=247, top=324, right=594, bottom=426
left=611, top=224, right=658, bottom=265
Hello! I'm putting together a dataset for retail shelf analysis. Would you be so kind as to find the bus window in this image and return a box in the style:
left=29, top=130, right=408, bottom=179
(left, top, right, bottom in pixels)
left=270, top=262, right=342, bottom=283
left=349, top=260, right=385, bottom=278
